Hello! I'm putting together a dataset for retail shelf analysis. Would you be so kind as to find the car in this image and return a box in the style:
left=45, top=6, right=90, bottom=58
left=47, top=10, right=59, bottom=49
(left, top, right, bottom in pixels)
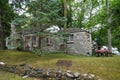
left=102, top=46, right=120, bottom=55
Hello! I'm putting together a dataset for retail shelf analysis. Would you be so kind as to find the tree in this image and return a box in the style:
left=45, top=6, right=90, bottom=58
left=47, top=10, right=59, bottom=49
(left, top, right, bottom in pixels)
left=67, top=0, right=73, bottom=28
left=25, top=0, right=66, bottom=31
left=106, top=0, right=112, bottom=52
left=71, top=0, right=86, bottom=28
left=109, top=0, right=120, bottom=50
left=12, top=0, right=66, bottom=33
left=66, top=0, right=103, bottom=29
left=0, top=0, right=14, bottom=49
left=12, top=0, right=66, bottom=50
left=63, top=0, right=67, bottom=31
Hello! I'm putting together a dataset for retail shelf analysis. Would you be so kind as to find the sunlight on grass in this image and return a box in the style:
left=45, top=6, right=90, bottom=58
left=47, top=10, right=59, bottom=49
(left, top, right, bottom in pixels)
left=0, top=50, right=120, bottom=80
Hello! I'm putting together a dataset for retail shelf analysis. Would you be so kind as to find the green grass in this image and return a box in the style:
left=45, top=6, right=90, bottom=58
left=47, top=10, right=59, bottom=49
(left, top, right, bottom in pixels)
left=0, top=50, right=120, bottom=80
left=0, top=70, right=32, bottom=80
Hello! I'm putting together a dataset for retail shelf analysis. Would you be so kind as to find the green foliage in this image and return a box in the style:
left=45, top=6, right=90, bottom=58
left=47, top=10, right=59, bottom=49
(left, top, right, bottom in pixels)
left=0, top=0, right=14, bottom=36
left=12, top=0, right=67, bottom=39
left=6, top=36, right=21, bottom=50
left=110, top=0, right=120, bottom=26
left=92, top=26, right=108, bottom=46
left=90, top=0, right=120, bottom=50
left=13, top=15, right=30, bottom=33
left=0, top=0, right=14, bottom=49
left=70, top=0, right=86, bottom=28
left=112, top=26, right=120, bottom=49
left=26, top=0, right=66, bottom=30
left=66, top=0, right=104, bottom=29
left=32, top=48, right=43, bottom=56
left=109, top=0, right=120, bottom=49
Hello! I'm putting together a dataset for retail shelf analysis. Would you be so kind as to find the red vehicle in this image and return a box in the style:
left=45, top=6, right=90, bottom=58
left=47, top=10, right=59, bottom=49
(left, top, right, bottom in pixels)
left=95, top=49, right=112, bottom=57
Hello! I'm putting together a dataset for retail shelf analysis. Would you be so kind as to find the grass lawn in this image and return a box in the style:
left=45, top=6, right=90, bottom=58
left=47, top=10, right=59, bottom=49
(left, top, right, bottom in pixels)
left=0, top=50, right=120, bottom=80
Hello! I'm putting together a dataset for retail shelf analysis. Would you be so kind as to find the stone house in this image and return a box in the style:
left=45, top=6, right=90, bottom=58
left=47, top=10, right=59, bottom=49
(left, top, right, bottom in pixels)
left=22, top=28, right=92, bottom=55
left=65, top=28, right=92, bottom=55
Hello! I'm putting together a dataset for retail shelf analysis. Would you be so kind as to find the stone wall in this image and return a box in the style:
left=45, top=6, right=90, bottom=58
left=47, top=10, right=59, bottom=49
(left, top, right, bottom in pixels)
left=67, top=32, right=92, bottom=55
left=22, top=29, right=92, bottom=55
left=41, top=36, right=61, bottom=53
left=0, top=62, right=100, bottom=80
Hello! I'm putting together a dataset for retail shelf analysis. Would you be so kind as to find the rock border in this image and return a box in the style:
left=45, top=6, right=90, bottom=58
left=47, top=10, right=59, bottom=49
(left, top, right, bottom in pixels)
left=0, top=62, right=100, bottom=80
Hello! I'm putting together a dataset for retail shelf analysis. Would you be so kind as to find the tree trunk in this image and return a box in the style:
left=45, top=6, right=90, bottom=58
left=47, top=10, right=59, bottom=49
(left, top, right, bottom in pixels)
left=106, top=0, right=112, bottom=52
left=0, top=8, right=5, bottom=49
left=63, top=0, right=67, bottom=53
left=64, top=0, right=67, bottom=32
left=107, top=28, right=112, bottom=52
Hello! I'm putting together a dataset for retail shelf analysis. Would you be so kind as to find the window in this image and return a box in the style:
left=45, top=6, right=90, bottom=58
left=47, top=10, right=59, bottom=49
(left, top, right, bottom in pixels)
left=25, top=36, right=31, bottom=48
left=33, top=36, right=36, bottom=44
left=67, top=34, right=74, bottom=44
left=46, top=37, right=51, bottom=46
left=32, top=36, right=38, bottom=47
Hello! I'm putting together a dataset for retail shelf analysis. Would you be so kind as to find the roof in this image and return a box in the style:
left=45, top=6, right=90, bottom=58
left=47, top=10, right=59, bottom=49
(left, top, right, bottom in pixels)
left=21, top=28, right=90, bottom=35
left=22, top=29, right=37, bottom=35
left=65, top=28, right=90, bottom=33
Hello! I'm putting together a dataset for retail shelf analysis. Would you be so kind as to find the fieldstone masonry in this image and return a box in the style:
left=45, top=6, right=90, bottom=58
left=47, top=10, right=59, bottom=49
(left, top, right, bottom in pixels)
left=67, top=31, right=92, bottom=55
left=0, top=62, right=101, bottom=80
left=22, top=28, right=92, bottom=55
